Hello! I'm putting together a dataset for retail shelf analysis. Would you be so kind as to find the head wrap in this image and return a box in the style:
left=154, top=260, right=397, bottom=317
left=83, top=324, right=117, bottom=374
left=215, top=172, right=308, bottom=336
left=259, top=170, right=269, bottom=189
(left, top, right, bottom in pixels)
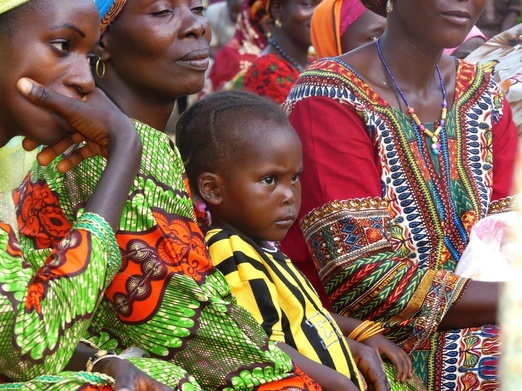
left=360, top=0, right=386, bottom=17
left=95, top=0, right=127, bottom=35
left=0, top=0, right=29, bottom=14
left=311, top=0, right=366, bottom=58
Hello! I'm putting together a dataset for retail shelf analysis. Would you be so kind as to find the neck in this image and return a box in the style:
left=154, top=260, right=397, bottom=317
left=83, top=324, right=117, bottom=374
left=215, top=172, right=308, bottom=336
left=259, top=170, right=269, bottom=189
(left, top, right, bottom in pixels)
left=96, top=78, right=175, bottom=132
left=377, top=31, right=444, bottom=92
left=268, top=33, right=309, bottom=71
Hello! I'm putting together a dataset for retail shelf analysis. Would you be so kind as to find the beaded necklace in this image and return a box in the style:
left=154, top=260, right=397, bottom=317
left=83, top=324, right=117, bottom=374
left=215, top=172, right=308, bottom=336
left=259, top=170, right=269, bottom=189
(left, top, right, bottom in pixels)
left=268, top=38, right=306, bottom=73
left=376, top=38, right=447, bottom=155
left=375, top=38, right=469, bottom=260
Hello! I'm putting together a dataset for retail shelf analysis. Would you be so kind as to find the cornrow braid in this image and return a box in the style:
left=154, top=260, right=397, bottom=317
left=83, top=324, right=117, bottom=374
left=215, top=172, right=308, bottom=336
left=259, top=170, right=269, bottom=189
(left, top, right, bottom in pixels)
left=176, top=90, right=290, bottom=191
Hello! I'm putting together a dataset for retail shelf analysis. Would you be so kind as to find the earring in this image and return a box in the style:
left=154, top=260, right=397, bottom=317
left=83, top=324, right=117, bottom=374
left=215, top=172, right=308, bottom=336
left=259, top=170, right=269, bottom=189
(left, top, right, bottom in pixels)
left=95, top=57, right=106, bottom=79
left=386, top=0, right=393, bottom=13
left=275, top=18, right=282, bottom=28
left=205, top=194, right=210, bottom=199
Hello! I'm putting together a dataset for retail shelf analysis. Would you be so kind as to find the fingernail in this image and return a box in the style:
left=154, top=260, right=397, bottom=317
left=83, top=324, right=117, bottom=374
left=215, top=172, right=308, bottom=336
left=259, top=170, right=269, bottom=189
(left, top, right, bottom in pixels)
left=17, top=78, right=32, bottom=94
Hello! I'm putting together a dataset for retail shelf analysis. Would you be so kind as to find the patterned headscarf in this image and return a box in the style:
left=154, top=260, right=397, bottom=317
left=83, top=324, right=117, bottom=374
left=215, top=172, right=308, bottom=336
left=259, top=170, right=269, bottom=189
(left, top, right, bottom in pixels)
left=360, top=0, right=386, bottom=17
left=0, top=0, right=29, bottom=14
left=311, top=0, right=366, bottom=58
left=95, top=0, right=127, bottom=35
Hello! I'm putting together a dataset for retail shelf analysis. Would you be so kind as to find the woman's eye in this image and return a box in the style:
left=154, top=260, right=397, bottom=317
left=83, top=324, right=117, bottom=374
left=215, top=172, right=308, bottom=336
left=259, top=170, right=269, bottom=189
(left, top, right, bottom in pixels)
left=152, top=9, right=173, bottom=15
left=51, top=41, right=70, bottom=54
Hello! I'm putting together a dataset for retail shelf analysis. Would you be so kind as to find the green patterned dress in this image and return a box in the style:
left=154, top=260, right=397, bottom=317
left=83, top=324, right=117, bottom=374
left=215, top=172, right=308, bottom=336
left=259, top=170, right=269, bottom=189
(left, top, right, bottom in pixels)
left=13, top=121, right=319, bottom=391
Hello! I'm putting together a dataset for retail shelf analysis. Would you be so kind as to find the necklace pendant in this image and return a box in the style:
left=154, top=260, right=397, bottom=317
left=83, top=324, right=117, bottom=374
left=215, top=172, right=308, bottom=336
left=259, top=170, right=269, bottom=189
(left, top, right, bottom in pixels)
left=431, top=141, right=441, bottom=154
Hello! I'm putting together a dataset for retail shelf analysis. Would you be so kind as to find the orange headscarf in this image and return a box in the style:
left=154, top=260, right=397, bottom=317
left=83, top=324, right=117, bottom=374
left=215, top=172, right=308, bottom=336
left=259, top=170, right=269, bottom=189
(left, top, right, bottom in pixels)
left=311, top=0, right=366, bottom=58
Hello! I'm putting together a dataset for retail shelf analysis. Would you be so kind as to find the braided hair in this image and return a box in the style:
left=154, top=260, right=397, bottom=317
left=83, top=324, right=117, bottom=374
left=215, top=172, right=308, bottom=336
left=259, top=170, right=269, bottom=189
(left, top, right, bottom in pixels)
left=176, top=90, right=291, bottom=191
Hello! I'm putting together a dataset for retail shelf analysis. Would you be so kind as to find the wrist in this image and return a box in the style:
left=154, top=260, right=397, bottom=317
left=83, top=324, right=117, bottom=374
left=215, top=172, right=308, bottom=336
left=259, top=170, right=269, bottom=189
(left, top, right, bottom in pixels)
left=86, top=350, right=123, bottom=373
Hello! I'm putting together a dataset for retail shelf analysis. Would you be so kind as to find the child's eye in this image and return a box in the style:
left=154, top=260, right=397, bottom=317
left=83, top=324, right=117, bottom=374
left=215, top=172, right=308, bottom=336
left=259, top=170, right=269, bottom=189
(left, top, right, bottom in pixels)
left=291, top=173, right=301, bottom=184
left=261, top=176, right=276, bottom=185
left=51, top=40, right=70, bottom=54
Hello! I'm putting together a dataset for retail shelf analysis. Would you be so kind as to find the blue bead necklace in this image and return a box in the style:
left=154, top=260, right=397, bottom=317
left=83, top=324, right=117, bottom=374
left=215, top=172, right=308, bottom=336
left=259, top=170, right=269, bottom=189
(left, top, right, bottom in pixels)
left=376, top=38, right=447, bottom=155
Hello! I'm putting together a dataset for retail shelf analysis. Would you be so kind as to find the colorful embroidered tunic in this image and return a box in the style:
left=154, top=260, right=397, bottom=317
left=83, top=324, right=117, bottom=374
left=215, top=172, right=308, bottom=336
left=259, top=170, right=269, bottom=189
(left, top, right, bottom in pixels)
left=281, top=57, right=519, bottom=390
left=206, top=227, right=362, bottom=389
left=15, top=121, right=320, bottom=391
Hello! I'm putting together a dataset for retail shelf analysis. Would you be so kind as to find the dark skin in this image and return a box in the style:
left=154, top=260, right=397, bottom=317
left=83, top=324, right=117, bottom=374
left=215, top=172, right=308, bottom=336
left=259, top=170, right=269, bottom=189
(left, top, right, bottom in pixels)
left=0, top=1, right=175, bottom=389
left=340, top=9, right=387, bottom=53
left=95, top=0, right=210, bottom=132
left=340, top=0, right=499, bottom=330
left=265, top=0, right=320, bottom=70
left=41, top=0, right=210, bottom=384
left=198, top=126, right=411, bottom=391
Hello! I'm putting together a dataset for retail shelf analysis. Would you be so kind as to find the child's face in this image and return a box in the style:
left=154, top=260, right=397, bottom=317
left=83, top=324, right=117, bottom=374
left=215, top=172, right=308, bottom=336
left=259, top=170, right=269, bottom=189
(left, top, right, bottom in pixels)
left=0, top=0, right=100, bottom=145
left=216, top=123, right=303, bottom=243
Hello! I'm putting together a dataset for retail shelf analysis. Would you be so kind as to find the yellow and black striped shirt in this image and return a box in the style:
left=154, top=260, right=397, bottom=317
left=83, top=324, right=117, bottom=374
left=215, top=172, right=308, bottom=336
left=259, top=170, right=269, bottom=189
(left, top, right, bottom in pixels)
left=207, top=227, right=362, bottom=385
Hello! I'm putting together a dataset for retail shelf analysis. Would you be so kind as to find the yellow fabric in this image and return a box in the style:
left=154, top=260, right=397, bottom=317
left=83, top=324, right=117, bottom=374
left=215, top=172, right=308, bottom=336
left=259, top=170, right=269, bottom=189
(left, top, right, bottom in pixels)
left=0, top=0, right=29, bottom=14
left=207, top=228, right=364, bottom=389
left=311, top=0, right=343, bottom=58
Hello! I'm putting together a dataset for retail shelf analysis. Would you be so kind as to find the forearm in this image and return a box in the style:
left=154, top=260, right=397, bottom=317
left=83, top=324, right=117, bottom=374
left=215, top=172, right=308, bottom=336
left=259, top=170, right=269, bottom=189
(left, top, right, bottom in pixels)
left=63, top=342, right=97, bottom=372
left=439, top=280, right=499, bottom=330
left=85, top=121, right=141, bottom=231
left=330, top=312, right=364, bottom=335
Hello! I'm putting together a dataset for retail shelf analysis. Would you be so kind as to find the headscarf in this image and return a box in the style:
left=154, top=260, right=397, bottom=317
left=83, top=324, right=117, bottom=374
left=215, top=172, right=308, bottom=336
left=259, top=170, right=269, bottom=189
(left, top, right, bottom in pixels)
left=311, top=0, right=366, bottom=58
left=95, top=0, right=127, bottom=35
left=360, top=0, right=386, bottom=17
left=0, top=0, right=29, bottom=14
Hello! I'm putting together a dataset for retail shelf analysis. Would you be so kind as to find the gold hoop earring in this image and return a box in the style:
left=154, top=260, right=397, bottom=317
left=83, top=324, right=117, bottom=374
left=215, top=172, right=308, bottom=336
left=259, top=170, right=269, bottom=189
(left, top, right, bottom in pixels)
left=386, top=0, right=393, bottom=13
left=275, top=18, right=282, bottom=28
left=95, top=58, right=106, bottom=79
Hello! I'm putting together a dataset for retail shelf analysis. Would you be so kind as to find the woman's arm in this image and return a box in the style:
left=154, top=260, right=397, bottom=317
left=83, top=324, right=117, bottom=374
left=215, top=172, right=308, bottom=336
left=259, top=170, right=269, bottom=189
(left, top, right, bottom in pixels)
left=0, top=80, right=141, bottom=380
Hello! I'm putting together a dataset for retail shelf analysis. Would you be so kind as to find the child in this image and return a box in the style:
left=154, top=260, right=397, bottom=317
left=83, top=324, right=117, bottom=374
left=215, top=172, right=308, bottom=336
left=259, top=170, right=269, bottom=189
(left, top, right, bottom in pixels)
left=176, top=90, right=424, bottom=391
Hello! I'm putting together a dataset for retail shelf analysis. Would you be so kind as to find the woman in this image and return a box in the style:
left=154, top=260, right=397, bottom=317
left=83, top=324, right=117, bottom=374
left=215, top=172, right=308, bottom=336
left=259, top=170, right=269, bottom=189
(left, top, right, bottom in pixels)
left=15, top=1, right=321, bottom=390
left=311, top=0, right=386, bottom=58
left=202, top=0, right=270, bottom=96
left=0, top=0, right=179, bottom=389
left=227, top=0, right=320, bottom=103
left=281, top=0, right=519, bottom=390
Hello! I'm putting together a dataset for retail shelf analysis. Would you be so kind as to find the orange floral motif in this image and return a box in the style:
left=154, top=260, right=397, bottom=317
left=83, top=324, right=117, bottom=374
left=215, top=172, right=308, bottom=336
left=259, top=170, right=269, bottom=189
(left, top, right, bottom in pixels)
left=365, top=227, right=383, bottom=244
left=15, top=180, right=71, bottom=249
left=108, top=211, right=214, bottom=323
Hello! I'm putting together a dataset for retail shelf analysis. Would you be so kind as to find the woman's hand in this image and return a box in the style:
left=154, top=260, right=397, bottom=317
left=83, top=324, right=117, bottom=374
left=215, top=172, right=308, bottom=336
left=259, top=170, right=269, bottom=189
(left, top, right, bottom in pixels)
left=17, top=77, right=137, bottom=173
left=96, top=357, right=172, bottom=391
left=362, top=334, right=412, bottom=383
left=345, top=338, right=390, bottom=391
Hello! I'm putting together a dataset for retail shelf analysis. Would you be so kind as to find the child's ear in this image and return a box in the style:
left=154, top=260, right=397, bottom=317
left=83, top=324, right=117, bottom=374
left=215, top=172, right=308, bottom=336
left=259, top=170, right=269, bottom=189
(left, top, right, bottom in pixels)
left=198, top=172, right=222, bottom=205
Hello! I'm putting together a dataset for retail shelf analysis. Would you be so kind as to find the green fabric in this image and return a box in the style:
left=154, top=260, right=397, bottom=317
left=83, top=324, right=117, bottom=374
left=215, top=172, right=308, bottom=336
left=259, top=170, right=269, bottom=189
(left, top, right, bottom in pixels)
left=16, top=120, right=305, bottom=390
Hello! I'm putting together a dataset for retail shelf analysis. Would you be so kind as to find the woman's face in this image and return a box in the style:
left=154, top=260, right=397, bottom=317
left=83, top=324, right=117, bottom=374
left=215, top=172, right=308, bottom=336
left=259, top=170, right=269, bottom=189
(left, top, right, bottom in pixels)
left=0, top=0, right=99, bottom=145
left=101, top=0, right=210, bottom=101
left=278, top=0, right=321, bottom=48
left=392, top=0, right=487, bottom=49
left=341, top=10, right=386, bottom=52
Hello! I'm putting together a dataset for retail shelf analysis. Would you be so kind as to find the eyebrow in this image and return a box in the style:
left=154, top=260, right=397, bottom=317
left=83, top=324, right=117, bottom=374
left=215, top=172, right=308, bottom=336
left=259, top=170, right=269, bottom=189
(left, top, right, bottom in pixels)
left=52, top=24, right=86, bottom=38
